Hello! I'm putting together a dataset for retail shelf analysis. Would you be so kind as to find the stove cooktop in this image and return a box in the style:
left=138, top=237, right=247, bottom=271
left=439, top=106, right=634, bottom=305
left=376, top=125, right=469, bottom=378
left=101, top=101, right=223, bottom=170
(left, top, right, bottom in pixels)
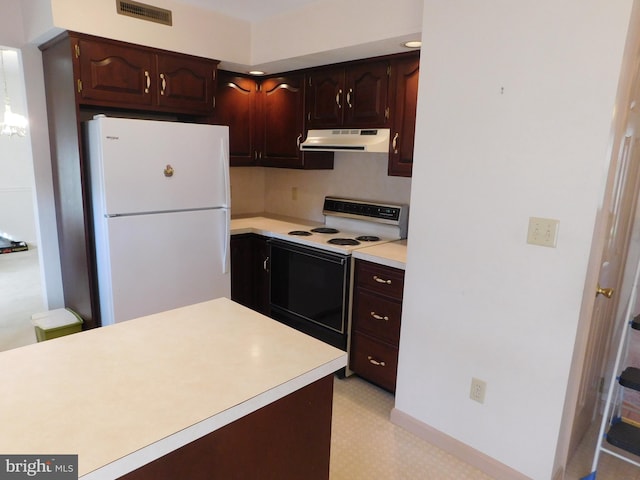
left=269, top=197, right=408, bottom=254
left=272, top=229, right=394, bottom=254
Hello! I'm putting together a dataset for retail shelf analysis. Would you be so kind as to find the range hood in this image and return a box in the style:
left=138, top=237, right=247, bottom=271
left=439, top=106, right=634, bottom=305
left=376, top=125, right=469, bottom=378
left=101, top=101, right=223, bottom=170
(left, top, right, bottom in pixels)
left=300, top=128, right=390, bottom=153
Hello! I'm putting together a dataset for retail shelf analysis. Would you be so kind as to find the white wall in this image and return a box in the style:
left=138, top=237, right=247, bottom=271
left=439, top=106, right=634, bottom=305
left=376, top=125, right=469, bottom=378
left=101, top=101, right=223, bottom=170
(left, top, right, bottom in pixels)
left=395, top=1, right=633, bottom=479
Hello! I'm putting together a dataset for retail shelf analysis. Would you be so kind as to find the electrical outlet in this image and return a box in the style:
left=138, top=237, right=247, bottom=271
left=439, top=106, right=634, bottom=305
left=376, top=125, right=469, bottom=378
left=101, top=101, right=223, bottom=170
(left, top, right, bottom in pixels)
left=527, top=217, right=559, bottom=248
left=292, top=187, right=298, bottom=201
left=470, top=377, right=486, bottom=404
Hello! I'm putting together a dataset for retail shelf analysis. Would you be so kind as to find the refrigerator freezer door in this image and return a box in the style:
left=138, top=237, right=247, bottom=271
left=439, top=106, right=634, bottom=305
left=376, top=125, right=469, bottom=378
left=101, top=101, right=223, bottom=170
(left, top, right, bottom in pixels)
left=87, top=117, right=230, bottom=215
left=96, top=208, right=231, bottom=325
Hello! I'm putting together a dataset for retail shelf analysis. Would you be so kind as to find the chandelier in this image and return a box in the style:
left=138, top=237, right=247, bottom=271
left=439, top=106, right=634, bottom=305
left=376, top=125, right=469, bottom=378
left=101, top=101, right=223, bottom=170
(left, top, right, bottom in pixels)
left=0, top=49, right=28, bottom=137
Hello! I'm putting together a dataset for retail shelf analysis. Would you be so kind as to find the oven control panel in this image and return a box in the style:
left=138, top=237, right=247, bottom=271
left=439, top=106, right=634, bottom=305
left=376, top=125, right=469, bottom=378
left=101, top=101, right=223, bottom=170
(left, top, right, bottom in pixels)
left=322, top=197, right=408, bottom=227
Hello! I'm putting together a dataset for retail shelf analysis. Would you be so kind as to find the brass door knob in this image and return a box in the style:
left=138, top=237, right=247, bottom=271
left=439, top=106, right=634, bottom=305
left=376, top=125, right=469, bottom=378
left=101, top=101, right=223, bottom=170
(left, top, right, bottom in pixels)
left=596, top=284, right=614, bottom=298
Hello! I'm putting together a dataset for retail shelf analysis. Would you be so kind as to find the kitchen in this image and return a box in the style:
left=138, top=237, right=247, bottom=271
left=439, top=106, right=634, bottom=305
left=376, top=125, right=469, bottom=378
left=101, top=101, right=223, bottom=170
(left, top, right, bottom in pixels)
left=2, top=1, right=640, bottom=479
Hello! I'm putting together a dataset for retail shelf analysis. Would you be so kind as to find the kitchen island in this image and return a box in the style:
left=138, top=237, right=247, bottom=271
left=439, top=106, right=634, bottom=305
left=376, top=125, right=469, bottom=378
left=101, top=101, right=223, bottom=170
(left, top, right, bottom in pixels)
left=0, top=298, right=347, bottom=479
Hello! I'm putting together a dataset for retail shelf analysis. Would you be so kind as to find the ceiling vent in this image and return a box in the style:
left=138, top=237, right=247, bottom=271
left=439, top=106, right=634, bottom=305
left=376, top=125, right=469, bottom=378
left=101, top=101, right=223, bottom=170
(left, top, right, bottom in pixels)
left=116, top=0, right=173, bottom=26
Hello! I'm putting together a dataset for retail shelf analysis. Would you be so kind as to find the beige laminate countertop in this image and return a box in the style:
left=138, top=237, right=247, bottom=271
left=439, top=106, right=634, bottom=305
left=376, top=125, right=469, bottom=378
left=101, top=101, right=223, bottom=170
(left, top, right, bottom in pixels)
left=0, top=298, right=346, bottom=480
left=231, top=215, right=408, bottom=269
left=230, top=214, right=321, bottom=237
left=352, top=239, right=408, bottom=270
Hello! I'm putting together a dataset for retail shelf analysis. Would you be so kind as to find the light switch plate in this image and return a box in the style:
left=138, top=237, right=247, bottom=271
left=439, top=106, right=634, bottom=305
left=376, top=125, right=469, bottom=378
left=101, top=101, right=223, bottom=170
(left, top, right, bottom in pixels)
left=527, top=217, right=559, bottom=248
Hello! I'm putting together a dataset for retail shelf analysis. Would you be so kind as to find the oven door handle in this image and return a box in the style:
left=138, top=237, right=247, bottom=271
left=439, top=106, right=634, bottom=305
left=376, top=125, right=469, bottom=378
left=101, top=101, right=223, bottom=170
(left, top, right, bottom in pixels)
left=268, top=239, right=348, bottom=265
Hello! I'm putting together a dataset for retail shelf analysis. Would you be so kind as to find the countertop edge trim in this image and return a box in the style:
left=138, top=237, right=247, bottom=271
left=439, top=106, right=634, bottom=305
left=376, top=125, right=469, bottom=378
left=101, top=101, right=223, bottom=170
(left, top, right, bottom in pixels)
left=80, top=355, right=346, bottom=479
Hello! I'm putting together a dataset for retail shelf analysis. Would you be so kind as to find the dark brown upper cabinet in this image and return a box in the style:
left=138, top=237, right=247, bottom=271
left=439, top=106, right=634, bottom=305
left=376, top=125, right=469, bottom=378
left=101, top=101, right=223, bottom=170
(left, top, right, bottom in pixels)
left=73, top=33, right=218, bottom=115
left=217, top=71, right=332, bottom=169
left=306, top=59, right=391, bottom=129
left=259, top=74, right=332, bottom=169
left=388, top=52, right=420, bottom=177
left=216, top=72, right=260, bottom=166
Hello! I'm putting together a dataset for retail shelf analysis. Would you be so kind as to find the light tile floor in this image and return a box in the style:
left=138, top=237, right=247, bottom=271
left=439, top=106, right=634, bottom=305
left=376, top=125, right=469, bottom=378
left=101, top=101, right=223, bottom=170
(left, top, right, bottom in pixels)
left=330, top=375, right=495, bottom=479
left=331, top=375, right=640, bottom=480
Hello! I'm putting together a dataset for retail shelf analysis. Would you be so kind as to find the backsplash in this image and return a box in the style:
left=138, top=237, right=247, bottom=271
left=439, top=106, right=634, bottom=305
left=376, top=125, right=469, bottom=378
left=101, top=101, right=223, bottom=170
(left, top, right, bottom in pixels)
left=230, top=152, right=412, bottom=223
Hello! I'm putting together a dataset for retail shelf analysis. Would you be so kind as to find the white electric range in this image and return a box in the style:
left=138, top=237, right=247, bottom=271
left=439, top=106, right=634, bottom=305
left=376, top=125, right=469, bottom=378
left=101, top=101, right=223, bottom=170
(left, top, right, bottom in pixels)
left=267, top=197, right=409, bottom=352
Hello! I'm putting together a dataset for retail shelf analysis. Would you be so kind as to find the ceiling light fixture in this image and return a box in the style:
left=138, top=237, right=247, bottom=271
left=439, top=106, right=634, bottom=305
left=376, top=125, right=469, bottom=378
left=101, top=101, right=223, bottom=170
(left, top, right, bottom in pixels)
left=0, top=50, right=28, bottom=138
left=248, top=70, right=266, bottom=76
left=403, top=41, right=422, bottom=49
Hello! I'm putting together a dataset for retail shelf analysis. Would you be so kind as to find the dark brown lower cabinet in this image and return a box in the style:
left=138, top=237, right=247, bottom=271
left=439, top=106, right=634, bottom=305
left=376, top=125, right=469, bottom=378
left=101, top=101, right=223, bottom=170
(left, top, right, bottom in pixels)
left=349, top=259, right=405, bottom=392
left=120, top=375, right=334, bottom=480
left=230, top=234, right=270, bottom=315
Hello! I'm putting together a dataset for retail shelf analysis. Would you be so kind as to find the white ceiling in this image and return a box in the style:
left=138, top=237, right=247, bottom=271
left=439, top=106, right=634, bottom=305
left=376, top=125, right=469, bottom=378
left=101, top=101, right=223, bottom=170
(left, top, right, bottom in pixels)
left=175, top=0, right=319, bottom=22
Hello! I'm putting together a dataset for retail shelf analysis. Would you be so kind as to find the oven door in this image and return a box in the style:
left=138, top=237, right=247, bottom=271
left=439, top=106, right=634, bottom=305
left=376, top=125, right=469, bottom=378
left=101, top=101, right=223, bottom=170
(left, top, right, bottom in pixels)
left=268, top=239, right=350, bottom=350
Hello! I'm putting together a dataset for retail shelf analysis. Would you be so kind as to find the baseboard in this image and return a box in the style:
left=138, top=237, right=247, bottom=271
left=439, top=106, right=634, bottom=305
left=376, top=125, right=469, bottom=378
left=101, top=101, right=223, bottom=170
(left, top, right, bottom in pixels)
left=390, top=407, right=533, bottom=480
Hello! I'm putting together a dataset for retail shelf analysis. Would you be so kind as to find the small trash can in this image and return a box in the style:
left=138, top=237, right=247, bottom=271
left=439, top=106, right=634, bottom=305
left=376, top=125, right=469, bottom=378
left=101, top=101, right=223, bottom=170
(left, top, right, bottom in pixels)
left=32, top=308, right=83, bottom=342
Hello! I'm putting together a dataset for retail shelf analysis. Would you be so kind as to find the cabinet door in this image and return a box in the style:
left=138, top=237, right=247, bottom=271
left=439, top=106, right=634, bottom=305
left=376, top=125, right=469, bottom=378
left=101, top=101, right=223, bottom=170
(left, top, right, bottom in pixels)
left=260, top=75, right=305, bottom=167
left=350, top=333, right=399, bottom=392
left=260, top=74, right=333, bottom=170
left=216, top=72, right=259, bottom=166
left=230, top=234, right=270, bottom=315
left=306, top=67, right=344, bottom=129
left=156, top=53, right=216, bottom=114
left=344, top=60, right=390, bottom=127
left=388, top=54, right=420, bottom=177
left=76, top=38, right=155, bottom=107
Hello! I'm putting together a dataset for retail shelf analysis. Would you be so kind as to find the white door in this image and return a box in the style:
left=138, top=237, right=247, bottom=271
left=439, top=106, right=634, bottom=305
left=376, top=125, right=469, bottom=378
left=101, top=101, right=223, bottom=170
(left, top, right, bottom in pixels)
left=88, top=117, right=230, bottom=214
left=567, top=48, right=640, bottom=458
left=98, top=208, right=230, bottom=325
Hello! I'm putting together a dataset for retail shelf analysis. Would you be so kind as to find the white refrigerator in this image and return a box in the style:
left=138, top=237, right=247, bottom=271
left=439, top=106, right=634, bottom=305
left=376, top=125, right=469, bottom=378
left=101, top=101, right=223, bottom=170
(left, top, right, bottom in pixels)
left=86, top=116, right=231, bottom=326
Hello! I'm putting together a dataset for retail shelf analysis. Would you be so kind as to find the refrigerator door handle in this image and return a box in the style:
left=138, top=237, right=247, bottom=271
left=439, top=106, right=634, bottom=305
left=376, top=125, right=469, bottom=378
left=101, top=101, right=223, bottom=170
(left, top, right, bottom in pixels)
left=222, top=208, right=230, bottom=274
left=221, top=136, right=231, bottom=208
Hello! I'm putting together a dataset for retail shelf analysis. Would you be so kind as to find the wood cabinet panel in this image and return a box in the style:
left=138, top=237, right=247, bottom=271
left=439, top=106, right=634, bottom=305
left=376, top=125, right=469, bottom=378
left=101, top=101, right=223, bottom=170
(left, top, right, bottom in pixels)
left=156, top=53, right=216, bottom=113
left=306, top=60, right=390, bottom=129
left=261, top=75, right=305, bottom=164
left=260, top=74, right=333, bottom=169
left=355, top=260, right=405, bottom=299
left=388, top=53, right=420, bottom=177
left=344, top=60, right=390, bottom=127
left=216, top=73, right=259, bottom=166
left=353, top=289, right=401, bottom=345
left=230, top=234, right=270, bottom=315
left=306, top=67, right=344, bottom=128
left=72, top=32, right=217, bottom=115
left=76, top=38, right=154, bottom=107
left=350, top=333, right=399, bottom=393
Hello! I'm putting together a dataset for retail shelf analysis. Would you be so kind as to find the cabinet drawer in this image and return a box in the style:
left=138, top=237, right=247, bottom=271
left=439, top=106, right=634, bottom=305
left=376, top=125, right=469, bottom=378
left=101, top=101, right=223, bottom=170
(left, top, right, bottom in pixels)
left=350, top=333, right=398, bottom=392
left=353, top=289, right=401, bottom=344
left=355, top=260, right=404, bottom=299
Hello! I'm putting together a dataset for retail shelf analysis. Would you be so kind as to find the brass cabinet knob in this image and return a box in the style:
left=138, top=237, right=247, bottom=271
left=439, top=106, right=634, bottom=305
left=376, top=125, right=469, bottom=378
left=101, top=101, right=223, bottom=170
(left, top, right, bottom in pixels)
left=596, top=284, right=614, bottom=298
